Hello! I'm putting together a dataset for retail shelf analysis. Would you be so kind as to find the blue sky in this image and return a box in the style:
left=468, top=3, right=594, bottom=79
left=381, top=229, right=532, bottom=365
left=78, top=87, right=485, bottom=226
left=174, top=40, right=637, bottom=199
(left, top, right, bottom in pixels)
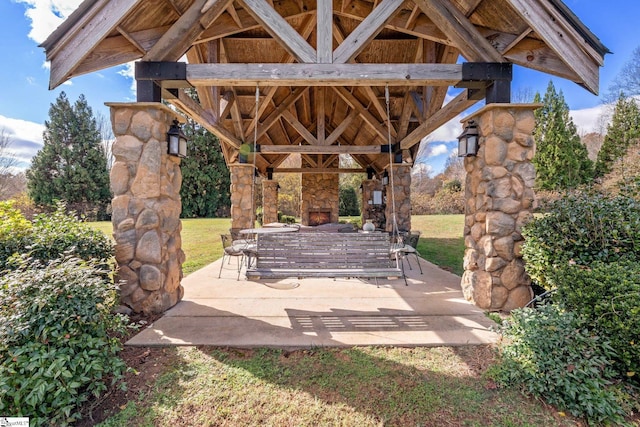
left=1, top=0, right=638, bottom=175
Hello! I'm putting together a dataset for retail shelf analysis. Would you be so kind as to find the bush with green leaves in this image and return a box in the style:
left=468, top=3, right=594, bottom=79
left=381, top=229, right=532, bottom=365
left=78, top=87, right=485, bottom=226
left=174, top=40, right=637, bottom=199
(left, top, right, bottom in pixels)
left=521, top=189, right=640, bottom=289
left=0, top=200, right=33, bottom=265
left=552, top=260, right=640, bottom=384
left=490, top=304, right=630, bottom=425
left=0, top=201, right=113, bottom=271
left=0, top=257, right=130, bottom=426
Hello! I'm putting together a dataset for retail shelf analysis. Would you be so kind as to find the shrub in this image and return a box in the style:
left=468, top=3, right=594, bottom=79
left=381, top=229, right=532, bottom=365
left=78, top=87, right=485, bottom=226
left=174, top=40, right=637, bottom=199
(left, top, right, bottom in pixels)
left=490, top=304, right=629, bottom=425
left=0, top=257, right=130, bottom=426
left=0, top=200, right=33, bottom=266
left=552, top=261, right=640, bottom=383
left=521, top=189, right=640, bottom=289
left=0, top=201, right=113, bottom=271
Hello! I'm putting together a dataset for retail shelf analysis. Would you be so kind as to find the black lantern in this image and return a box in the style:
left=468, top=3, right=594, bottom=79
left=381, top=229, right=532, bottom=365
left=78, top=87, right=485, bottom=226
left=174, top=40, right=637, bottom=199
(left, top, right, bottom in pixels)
left=167, top=119, right=188, bottom=158
left=457, top=120, right=479, bottom=157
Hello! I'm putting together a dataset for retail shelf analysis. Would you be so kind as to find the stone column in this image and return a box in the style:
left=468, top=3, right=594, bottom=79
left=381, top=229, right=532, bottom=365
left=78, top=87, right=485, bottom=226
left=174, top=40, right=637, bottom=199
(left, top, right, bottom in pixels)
left=361, top=179, right=385, bottom=229
left=385, top=164, right=412, bottom=232
left=107, top=102, right=185, bottom=314
left=230, top=164, right=256, bottom=230
left=262, top=180, right=279, bottom=225
left=461, top=104, right=539, bottom=311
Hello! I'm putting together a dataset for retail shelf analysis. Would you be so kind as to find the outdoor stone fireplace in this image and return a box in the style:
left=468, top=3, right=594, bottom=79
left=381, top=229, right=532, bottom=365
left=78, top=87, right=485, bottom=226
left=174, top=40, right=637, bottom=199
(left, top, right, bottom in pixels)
left=300, top=157, right=339, bottom=226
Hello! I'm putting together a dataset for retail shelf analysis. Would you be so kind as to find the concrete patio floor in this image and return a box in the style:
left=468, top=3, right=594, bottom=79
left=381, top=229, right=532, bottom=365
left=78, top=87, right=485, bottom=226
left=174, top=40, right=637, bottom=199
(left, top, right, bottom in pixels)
left=126, top=256, right=499, bottom=348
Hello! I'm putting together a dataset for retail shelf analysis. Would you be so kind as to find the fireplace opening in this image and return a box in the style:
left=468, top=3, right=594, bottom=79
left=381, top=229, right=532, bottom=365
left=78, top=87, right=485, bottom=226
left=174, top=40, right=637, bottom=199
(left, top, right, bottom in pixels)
left=308, top=210, right=331, bottom=226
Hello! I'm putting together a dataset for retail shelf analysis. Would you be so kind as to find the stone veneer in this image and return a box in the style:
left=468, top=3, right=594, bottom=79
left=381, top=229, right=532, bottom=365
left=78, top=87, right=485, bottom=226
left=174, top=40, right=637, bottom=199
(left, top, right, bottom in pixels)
left=361, top=179, right=385, bottom=229
left=230, top=164, right=256, bottom=230
left=385, top=164, right=412, bottom=232
left=107, top=103, right=185, bottom=314
left=262, top=180, right=279, bottom=224
left=301, top=157, right=339, bottom=225
left=461, top=104, right=540, bottom=311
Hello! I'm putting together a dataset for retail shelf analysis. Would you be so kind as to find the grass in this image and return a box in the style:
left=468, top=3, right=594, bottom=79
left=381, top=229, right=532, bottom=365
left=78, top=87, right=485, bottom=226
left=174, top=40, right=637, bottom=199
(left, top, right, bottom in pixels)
left=85, top=215, right=590, bottom=426
left=89, top=215, right=464, bottom=276
left=96, top=346, right=576, bottom=427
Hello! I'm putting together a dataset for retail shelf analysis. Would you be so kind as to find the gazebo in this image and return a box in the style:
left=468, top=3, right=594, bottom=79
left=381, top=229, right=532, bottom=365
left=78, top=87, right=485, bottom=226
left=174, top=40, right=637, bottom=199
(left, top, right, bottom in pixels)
left=41, top=0, right=607, bottom=314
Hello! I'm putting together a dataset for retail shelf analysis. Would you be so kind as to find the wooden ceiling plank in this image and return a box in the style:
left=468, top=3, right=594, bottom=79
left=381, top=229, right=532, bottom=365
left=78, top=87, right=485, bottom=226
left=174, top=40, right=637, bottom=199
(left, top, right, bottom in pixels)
left=47, top=0, right=142, bottom=89
left=397, top=92, right=414, bottom=140
left=333, top=0, right=406, bottom=64
left=413, top=0, right=504, bottom=62
left=226, top=4, right=243, bottom=28
left=400, top=89, right=479, bottom=150
left=238, top=0, right=316, bottom=63
left=144, top=0, right=233, bottom=61
left=186, top=63, right=463, bottom=86
left=317, top=0, right=333, bottom=63
left=504, top=0, right=600, bottom=93
left=333, top=86, right=393, bottom=143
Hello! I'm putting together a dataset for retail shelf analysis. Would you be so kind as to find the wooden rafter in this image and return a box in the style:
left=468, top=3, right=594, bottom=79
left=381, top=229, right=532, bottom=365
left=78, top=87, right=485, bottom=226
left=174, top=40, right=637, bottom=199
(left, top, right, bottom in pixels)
left=238, top=0, right=316, bottom=63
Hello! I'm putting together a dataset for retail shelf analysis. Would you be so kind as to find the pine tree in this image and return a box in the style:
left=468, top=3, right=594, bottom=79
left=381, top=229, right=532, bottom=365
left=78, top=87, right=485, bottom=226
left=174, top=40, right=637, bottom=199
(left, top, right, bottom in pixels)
left=594, top=94, right=640, bottom=178
left=27, top=92, right=111, bottom=217
left=533, top=81, right=593, bottom=190
left=179, top=122, right=231, bottom=217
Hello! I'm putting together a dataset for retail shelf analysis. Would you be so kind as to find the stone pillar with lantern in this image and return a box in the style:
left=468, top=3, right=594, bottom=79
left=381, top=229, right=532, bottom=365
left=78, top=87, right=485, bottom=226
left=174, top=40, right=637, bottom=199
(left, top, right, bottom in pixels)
left=460, top=104, right=540, bottom=311
left=384, top=163, right=412, bottom=233
left=108, top=102, right=186, bottom=314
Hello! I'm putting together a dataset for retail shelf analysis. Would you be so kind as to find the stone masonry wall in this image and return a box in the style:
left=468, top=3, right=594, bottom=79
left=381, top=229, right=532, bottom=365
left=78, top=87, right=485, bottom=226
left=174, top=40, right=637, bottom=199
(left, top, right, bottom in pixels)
left=262, top=180, right=279, bottom=224
left=385, top=164, right=411, bottom=232
left=108, top=103, right=185, bottom=314
left=361, top=179, right=385, bottom=229
left=301, top=157, right=339, bottom=225
left=230, top=164, right=256, bottom=230
left=461, top=104, right=539, bottom=311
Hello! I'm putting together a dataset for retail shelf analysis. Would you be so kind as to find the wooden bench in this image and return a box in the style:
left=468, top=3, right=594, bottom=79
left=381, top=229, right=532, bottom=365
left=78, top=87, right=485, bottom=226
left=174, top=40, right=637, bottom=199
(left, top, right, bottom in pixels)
left=245, top=232, right=405, bottom=284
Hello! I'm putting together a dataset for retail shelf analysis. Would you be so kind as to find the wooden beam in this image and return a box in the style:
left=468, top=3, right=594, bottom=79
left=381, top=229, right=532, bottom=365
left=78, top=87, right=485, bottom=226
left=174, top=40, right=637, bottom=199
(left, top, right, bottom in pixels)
left=186, top=63, right=463, bottom=86
left=333, top=0, right=406, bottom=64
left=249, top=86, right=308, bottom=140
left=169, top=89, right=243, bottom=149
left=46, top=0, right=142, bottom=89
left=238, top=0, right=316, bottom=63
left=400, top=89, right=479, bottom=150
left=259, top=145, right=385, bottom=154
left=333, top=86, right=393, bottom=143
left=325, top=109, right=359, bottom=146
left=144, top=0, right=232, bottom=61
left=316, top=87, right=326, bottom=144
left=413, top=0, right=504, bottom=62
left=273, top=168, right=366, bottom=174
left=281, top=110, right=319, bottom=145
left=504, top=0, right=601, bottom=94
left=317, top=0, right=333, bottom=63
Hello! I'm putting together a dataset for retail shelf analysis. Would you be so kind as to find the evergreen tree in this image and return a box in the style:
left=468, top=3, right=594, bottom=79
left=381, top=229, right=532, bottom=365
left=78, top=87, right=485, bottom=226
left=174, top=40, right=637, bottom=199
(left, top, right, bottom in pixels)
left=594, top=94, right=640, bottom=177
left=27, top=92, right=111, bottom=217
left=179, top=122, right=231, bottom=217
left=339, top=186, right=360, bottom=216
left=533, top=81, right=593, bottom=190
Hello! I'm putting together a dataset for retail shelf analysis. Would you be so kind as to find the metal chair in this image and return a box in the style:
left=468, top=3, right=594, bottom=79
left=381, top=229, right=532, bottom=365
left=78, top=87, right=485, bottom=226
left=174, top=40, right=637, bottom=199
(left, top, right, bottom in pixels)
left=390, top=231, right=423, bottom=274
left=218, top=234, right=245, bottom=280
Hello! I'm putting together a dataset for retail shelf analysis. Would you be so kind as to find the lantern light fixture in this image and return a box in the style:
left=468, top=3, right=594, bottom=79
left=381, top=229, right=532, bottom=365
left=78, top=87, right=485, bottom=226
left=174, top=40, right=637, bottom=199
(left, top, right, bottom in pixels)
left=381, top=170, right=389, bottom=186
left=167, top=119, right=188, bottom=158
left=457, top=120, right=479, bottom=157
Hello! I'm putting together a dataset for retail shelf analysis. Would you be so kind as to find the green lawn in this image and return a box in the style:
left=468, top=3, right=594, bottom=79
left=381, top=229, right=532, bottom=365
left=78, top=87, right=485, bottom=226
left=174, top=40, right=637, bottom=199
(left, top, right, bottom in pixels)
left=90, top=215, right=464, bottom=277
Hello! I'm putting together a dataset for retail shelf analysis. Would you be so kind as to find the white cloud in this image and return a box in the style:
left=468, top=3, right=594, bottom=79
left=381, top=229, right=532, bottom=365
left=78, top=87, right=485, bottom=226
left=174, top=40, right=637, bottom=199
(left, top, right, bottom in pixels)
left=426, top=144, right=449, bottom=158
left=0, top=115, right=44, bottom=169
left=17, top=0, right=83, bottom=44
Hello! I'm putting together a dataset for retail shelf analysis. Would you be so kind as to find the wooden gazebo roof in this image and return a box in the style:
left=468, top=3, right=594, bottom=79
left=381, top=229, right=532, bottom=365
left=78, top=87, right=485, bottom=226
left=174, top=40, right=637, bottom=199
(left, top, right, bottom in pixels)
left=41, top=0, right=608, bottom=177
